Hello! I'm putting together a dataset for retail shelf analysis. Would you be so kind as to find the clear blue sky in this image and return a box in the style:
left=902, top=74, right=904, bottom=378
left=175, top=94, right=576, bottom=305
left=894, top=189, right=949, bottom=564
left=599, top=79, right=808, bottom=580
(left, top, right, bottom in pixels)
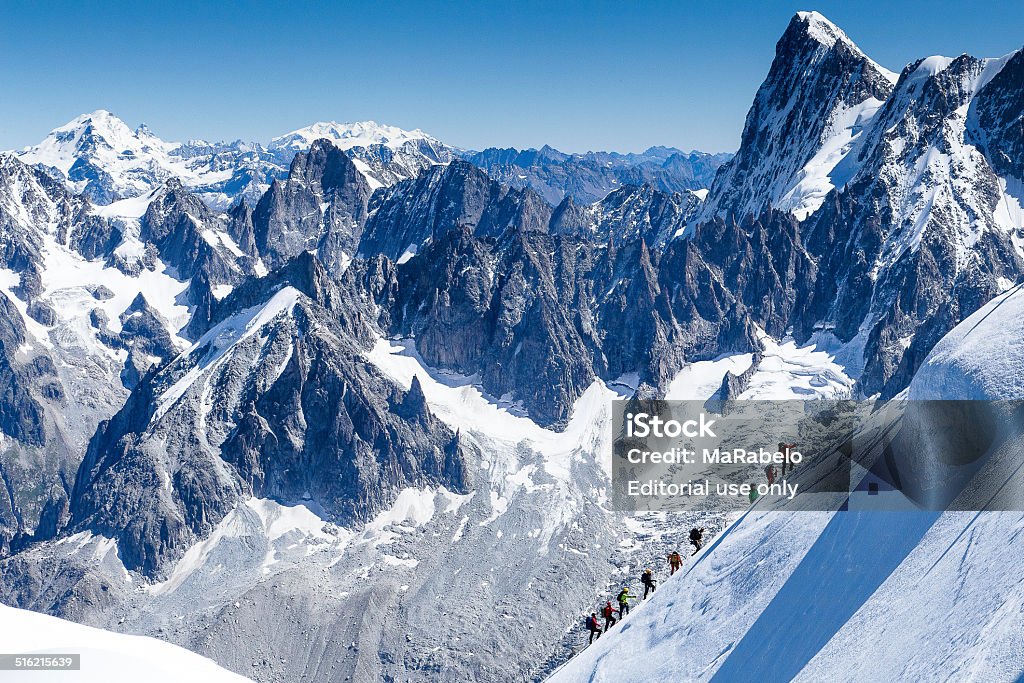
left=1, top=0, right=1022, bottom=154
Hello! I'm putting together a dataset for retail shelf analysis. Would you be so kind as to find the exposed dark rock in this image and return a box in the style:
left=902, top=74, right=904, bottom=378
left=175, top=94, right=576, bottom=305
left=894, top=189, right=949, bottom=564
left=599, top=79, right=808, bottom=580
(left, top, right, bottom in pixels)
left=68, top=255, right=468, bottom=576
left=26, top=301, right=57, bottom=327
left=141, top=179, right=250, bottom=290
left=719, top=353, right=763, bottom=401
left=0, top=292, right=48, bottom=447
left=550, top=184, right=701, bottom=248
left=700, top=11, right=896, bottom=222
left=359, top=160, right=552, bottom=261
left=90, top=285, right=115, bottom=301
left=252, top=139, right=372, bottom=272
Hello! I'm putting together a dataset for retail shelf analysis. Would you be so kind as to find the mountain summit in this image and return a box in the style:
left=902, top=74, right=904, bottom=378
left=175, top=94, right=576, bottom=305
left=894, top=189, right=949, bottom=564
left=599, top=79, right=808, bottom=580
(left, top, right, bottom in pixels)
left=699, top=11, right=897, bottom=222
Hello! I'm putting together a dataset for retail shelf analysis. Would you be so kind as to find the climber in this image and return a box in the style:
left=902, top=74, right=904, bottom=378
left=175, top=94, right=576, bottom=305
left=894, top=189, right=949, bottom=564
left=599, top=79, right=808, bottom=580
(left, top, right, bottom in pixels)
left=641, top=568, right=657, bottom=599
left=586, top=612, right=602, bottom=644
left=602, top=600, right=617, bottom=631
left=779, top=442, right=797, bottom=477
left=765, top=462, right=777, bottom=486
left=617, top=587, right=632, bottom=617
left=689, top=527, right=705, bottom=555
left=667, top=550, right=683, bottom=575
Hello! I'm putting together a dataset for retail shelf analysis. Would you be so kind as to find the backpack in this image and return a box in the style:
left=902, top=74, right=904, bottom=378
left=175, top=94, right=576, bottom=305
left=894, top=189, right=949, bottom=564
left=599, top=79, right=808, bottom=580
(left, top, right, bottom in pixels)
left=690, top=528, right=702, bottom=541
left=586, top=615, right=598, bottom=630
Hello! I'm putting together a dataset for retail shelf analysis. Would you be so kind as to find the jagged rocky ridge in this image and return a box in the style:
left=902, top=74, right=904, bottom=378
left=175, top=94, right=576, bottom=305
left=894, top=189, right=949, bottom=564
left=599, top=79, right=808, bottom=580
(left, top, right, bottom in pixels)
left=789, top=46, right=1024, bottom=395
left=358, top=10, right=1023, bottom=417
left=697, top=11, right=1024, bottom=397
left=550, top=183, right=704, bottom=248
left=252, top=139, right=372, bottom=271
left=69, top=254, right=468, bottom=575
left=700, top=11, right=898, bottom=223
left=357, top=222, right=762, bottom=425
left=358, top=159, right=553, bottom=261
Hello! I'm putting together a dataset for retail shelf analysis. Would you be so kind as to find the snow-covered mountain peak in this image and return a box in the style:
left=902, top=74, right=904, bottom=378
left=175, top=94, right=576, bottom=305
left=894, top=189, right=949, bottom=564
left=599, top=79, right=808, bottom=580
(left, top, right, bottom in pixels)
left=697, top=12, right=897, bottom=223
left=268, top=120, right=443, bottom=154
left=793, top=10, right=853, bottom=49
left=13, top=111, right=252, bottom=205
left=269, top=120, right=458, bottom=189
left=17, top=109, right=175, bottom=176
left=914, top=54, right=956, bottom=78
left=897, top=49, right=1019, bottom=99
left=789, top=11, right=897, bottom=81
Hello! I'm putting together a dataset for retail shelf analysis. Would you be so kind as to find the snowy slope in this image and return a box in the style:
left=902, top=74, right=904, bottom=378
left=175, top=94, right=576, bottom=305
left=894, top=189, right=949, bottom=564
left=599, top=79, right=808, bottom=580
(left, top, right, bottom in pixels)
left=846, top=50, right=1024, bottom=269
left=0, top=603, right=253, bottom=682
left=909, top=284, right=1024, bottom=400
left=550, top=295, right=1024, bottom=682
left=17, top=110, right=182, bottom=181
left=547, top=510, right=836, bottom=683
left=550, top=500, right=1024, bottom=683
left=0, top=155, right=190, bottom=444
left=152, top=285, right=300, bottom=421
left=665, top=331, right=854, bottom=401
left=365, top=337, right=623, bottom=480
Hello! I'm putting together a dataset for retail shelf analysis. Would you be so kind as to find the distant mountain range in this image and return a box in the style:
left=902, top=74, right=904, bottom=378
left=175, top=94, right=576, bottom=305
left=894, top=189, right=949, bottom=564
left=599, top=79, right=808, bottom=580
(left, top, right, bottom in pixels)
left=12, top=111, right=729, bottom=209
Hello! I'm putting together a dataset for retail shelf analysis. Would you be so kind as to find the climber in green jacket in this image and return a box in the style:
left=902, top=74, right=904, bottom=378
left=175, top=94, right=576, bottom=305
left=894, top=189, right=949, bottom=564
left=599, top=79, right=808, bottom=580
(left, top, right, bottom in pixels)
left=617, top=587, right=633, bottom=616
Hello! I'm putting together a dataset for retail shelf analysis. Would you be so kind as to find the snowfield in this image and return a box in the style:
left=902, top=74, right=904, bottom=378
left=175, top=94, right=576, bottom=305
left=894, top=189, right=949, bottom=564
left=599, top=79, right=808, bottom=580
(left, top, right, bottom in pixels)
left=0, top=603, right=253, bottom=682
left=910, top=284, right=1024, bottom=400
left=366, top=337, right=627, bottom=481
left=550, top=503, right=1024, bottom=682
left=665, top=330, right=854, bottom=401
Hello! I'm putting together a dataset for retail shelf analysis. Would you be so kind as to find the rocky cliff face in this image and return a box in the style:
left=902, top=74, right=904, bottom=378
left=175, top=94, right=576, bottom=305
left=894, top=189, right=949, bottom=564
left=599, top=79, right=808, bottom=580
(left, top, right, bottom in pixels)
left=252, top=139, right=372, bottom=273
left=700, top=11, right=897, bottom=223
left=358, top=160, right=552, bottom=262
left=550, top=184, right=703, bottom=248
left=791, top=49, right=1024, bottom=395
left=0, top=157, right=123, bottom=555
left=358, top=219, right=761, bottom=426
left=689, top=12, right=1023, bottom=399
left=68, top=255, right=468, bottom=575
left=140, top=179, right=256, bottom=291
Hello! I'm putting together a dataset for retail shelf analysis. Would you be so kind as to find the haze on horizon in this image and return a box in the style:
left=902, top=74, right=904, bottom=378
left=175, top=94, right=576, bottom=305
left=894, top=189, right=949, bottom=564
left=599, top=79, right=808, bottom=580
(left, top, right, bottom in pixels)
left=1, top=0, right=1022, bottom=155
